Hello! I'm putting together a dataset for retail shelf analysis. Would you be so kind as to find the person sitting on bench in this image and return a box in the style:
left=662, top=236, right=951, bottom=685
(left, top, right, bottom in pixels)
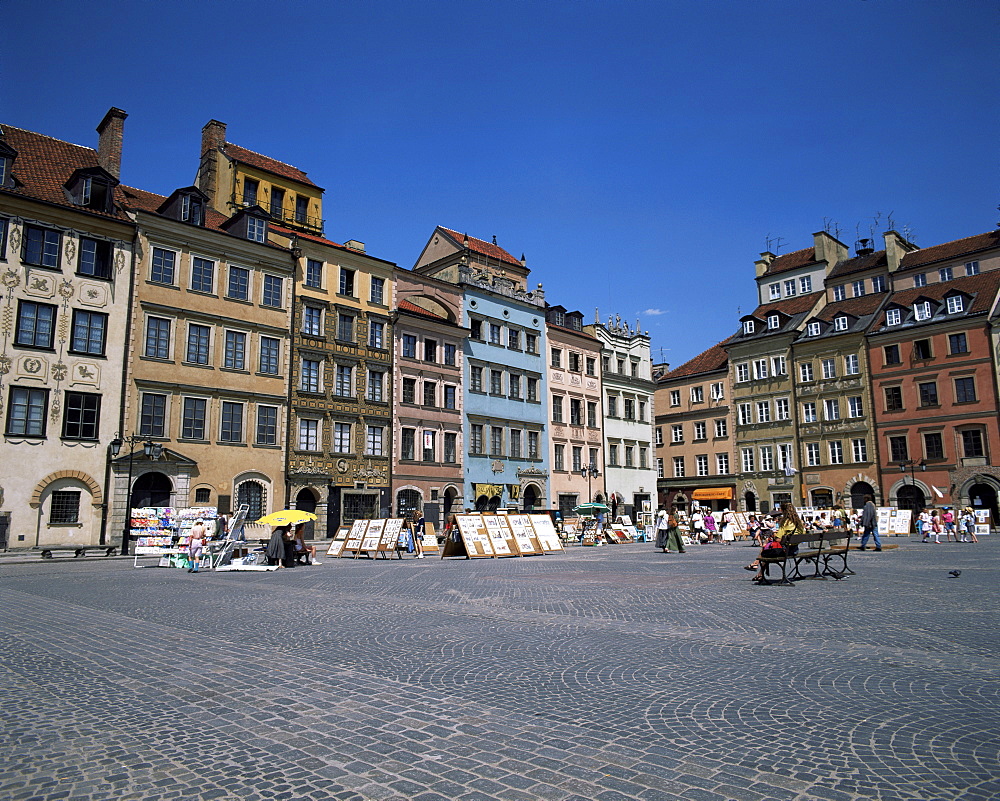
left=744, top=502, right=805, bottom=582
left=292, top=523, right=320, bottom=565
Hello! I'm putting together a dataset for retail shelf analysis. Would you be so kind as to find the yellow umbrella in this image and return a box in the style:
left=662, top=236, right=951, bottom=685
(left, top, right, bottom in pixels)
left=256, top=509, right=318, bottom=526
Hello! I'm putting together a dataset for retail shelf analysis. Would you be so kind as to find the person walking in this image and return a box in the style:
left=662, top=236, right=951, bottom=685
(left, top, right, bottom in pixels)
left=690, top=508, right=705, bottom=544
left=664, top=512, right=686, bottom=553
left=918, top=508, right=933, bottom=542
left=412, top=510, right=426, bottom=558
left=655, top=506, right=670, bottom=551
left=703, top=508, right=718, bottom=542
left=859, top=495, right=880, bottom=551
left=960, top=508, right=979, bottom=543
left=187, top=518, right=207, bottom=572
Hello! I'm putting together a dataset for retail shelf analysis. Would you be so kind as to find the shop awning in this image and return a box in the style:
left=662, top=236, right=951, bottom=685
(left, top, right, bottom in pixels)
left=692, top=487, right=733, bottom=500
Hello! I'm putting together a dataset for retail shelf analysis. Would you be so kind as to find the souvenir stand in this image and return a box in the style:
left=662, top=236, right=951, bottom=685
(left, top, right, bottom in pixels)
left=130, top=506, right=218, bottom=568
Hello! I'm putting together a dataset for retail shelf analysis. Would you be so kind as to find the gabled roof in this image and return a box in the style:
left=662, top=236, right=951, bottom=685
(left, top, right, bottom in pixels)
left=397, top=298, right=448, bottom=321
left=660, top=340, right=730, bottom=381
left=120, top=185, right=232, bottom=233
left=899, top=230, right=1000, bottom=271
left=439, top=227, right=522, bottom=267
left=828, top=250, right=888, bottom=280
left=0, top=124, right=131, bottom=221
left=881, top=270, right=1000, bottom=317
left=760, top=247, right=817, bottom=277
left=221, top=142, right=321, bottom=189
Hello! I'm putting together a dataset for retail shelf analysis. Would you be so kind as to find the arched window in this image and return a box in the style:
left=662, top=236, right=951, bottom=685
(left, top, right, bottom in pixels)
left=397, top=489, right=421, bottom=519
left=131, top=472, right=172, bottom=507
left=237, top=481, right=266, bottom=522
left=850, top=482, right=875, bottom=509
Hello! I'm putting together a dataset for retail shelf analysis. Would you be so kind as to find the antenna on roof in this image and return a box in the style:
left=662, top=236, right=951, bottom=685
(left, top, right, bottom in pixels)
left=492, top=235, right=497, bottom=245
left=773, top=236, right=785, bottom=254
left=886, top=211, right=895, bottom=231
left=902, top=223, right=916, bottom=244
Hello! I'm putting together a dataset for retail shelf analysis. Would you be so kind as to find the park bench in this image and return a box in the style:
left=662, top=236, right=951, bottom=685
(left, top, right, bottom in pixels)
left=754, top=531, right=820, bottom=586
left=35, top=545, right=118, bottom=559
left=756, top=529, right=855, bottom=585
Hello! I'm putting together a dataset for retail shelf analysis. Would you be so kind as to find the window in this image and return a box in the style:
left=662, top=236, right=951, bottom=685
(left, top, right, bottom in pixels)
left=444, top=384, right=457, bottom=409
left=884, top=386, right=903, bottom=411
left=23, top=225, right=61, bottom=268
left=769, top=283, right=780, bottom=300
left=671, top=424, right=683, bottom=443
left=185, top=324, right=211, bottom=364
left=335, top=364, right=353, bottom=397
left=939, top=266, right=953, bottom=282
left=295, top=196, right=309, bottom=224
left=182, top=397, right=207, bottom=440
left=784, top=280, right=796, bottom=297
left=949, top=332, right=968, bottom=354
left=848, top=396, right=864, bottom=417
left=822, top=358, right=836, bottom=379
left=738, top=403, right=752, bottom=426
left=509, top=374, right=521, bottom=399
left=300, top=359, right=321, bottom=393
left=77, top=238, right=112, bottom=278
left=807, top=322, right=821, bottom=337
left=914, top=301, right=932, bottom=321
left=553, top=444, right=565, bottom=471
left=753, top=359, right=768, bottom=380
left=770, top=356, right=786, bottom=376
left=334, top=422, right=351, bottom=454
left=673, top=456, right=685, bottom=477
left=736, top=364, right=750, bottom=383
left=696, top=455, right=709, bottom=477
left=368, top=321, right=385, bottom=349
left=914, top=339, right=932, bottom=359
left=526, top=377, right=538, bottom=402
left=567, top=352, right=580, bottom=372
left=223, top=330, right=246, bottom=370
left=490, top=369, right=503, bottom=395
left=741, top=448, right=754, bottom=473
left=259, top=337, right=280, bottom=375
left=401, top=334, right=417, bottom=358
left=227, top=266, right=250, bottom=301
left=261, top=275, right=282, bottom=307
left=268, top=186, right=285, bottom=218
left=828, top=441, right=844, bottom=464
left=607, top=395, right=618, bottom=417
left=608, top=444, right=618, bottom=466
left=965, top=260, right=980, bottom=276
left=743, top=320, right=755, bottom=334
left=444, top=433, right=457, bottom=463
left=623, top=398, right=635, bottom=420
left=655, top=427, right=663, bottom=446
left=368, top=426, right=385, bottom=456
left=806, top=443, right=820, bottom=467
left=339, top=268, right=355, bottom=296
left=913, top=273, right=926, bottom=288
left=525, top=333, right=537, bottom=354
left=505, top=328, right=520, bottom=350
left=759, top=446, right=774, bottom=471
left=799, top=362, right=814, bottom=382
left=946, top=296, right=965, bottom=314
left=71, top=310, right=107, bottom=355
left=550, top=347, right=562, bottom=368
left=955, top=377, right=977, bottom=404
left=15, top=301, right=56, bottom=349
left=711, top=381, right=725, bottom=399
left=852, top=438, right=868, bottom=462
left=572, top=445, right=583, bottom=471
left=552, top=395, right=564, bottom=423
left=961, top=430, right=985, bottom=458
left=889, top=435, right=908, bottom=462
left=834, top=316, right=848, bottom=332
left=297, top=418, right=319, bottom=451
left=872, top=275, right=886, bottom=293
left=800, top=276, right=812, bottom=293
left=180, top=193, right=204, bottom=225
left=714, top=419, right=727, bottom=437
left=585, top=357, right=596, bottom=376
left=400, top=377, right=417, bottom=405
left=767, top=314, right=780, bottom=330
left=469, top=319, right=483, bottom=340
left=246, top=217, right=266, bottom=243
left=924, top=432, right=943, bottom=460
left=139, top=393, right=166, bottom=437
left=756, top=401, right=770, bottom=423
left=802, top=402, right=817, bottom=422
left=370, top=276, right=385, bottom=305
left=47, top=488, right=82, bottom=524
left=470, top=367, right=482, bottom=393
left=694, top=421, right=707, bottom=440
left=401, top=427, right=416, bottom=460
left=423, top=339, right=437, bottom=362
left=852, top=280, right=865, bottom=298
left=490, top=426, right=504, bottom=456
left=336, top=313, right=354, bottom=342
left=367, top=370, right=384, bottom=402
left=149, top=247, right=176, bottom=285
left=59, top=391, right=99, bottom=440
left=302, top=306, right=322, bottom=336
left=305, top=259, right=323, bottom=288
left=570, top=398, right=583, bottom=426
left=716, top=453, right=730, bottom=474
left=691, top=386, right=704, bottom=403
left=444, top=343, right=456, bottom=365
left=242, top=178, right=258, bottom=206
left=884, top=344, right=901, bottom=365
left=824, top=399, right=840, bottom=420
left=144, top=317, right=171, bottom=360
left=191, top=257, right=215, bottom=293
left=423, top=381, right=436, bottom=407
left=918, top=381, right=938, bottom=407
left=220, top=401, right=243, bottom=442
left=775, top=397, right=790, bottom=420
left=833, top=285, right=846, bottom=301
left=669, top=389, right=681, bottom=406
left=489, top=324, right=501, bottom=345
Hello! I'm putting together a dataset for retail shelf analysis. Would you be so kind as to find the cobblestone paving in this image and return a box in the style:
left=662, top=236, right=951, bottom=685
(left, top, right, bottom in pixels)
left=1, top=537, right=997, bottom=800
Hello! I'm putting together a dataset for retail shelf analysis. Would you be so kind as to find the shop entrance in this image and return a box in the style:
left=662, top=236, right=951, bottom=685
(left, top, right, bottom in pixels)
left=295, top=489, right=317, bottom=539
left=131, top=472, right=171, bottom=507
left=968, top=482, right=998, bottom=529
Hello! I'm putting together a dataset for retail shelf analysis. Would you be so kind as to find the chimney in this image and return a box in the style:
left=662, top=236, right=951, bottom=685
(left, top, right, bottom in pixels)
left=755, top=252, right=775, bottom=278
left=884, top=229, right=917, bottom=272
left=813, top=230, right=849, bottom=270
left=198, top=119, right=227, bottom=203
left=96, top=107, right=127, bottom=179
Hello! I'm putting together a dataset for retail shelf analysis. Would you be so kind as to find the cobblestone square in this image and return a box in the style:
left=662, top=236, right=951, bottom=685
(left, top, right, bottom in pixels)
left=1, top=538, right=997, bottom=800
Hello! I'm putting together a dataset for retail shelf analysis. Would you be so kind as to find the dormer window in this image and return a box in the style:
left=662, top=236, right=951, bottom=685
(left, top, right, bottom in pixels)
left=807, top=321, right=821, bottom=336
left=914, top=301, right=932, bottom=321
left=767, top=314, right=780, bottom=330
left=834, top=316, right=849, bottom=331
left=886, top=308, right=901, bottom=326
left=0, top=140, right=18, bottom=190
left=66, top=169, right=116, bottom=213
left=946, top=295, right=965, bottom=314
left=743, top=320, right=755, bottom=334
left=247, top=216, right=267, bottom=243
left=0, top=156, right=9, bottom=188
left=180, top=193, right=204, bottom=226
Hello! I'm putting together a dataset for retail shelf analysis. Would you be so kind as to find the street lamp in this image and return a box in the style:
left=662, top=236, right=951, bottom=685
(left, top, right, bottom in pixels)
left=580, top=463, right=600, bottom=504
left=897, top=459, right=926, bottom=511
left=109, top=433, right=163, bottom=555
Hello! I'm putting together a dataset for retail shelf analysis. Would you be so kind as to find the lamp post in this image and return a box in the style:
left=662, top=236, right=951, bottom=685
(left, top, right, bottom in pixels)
left=580, top=463, right=600, bottom=504
left=897, top=459, right=926, bottom=511
left=109, top=434, right=163, bottom=555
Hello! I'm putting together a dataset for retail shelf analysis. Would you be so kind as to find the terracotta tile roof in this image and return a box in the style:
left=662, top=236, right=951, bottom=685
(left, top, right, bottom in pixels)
left=748, top=291, right=825, bottom=318
left=0, top=124, right=131, bottom=221
left=899, top=230, right=1000, bottom=271
left=397, top=298, right=448, bottom=321
left=883, top=270, right=1000, bottom=316
left=760, top=247, right=816, bottom=277
left=119, top=185, right=232, bottom=233
left=660, top=340, right=730, bottom=381
left=269, top=223, right=342, bottom=248
left=439, top=227, right=522, bottom=267
left=222, top=142, right=321, bottom=189
left=812, top=293, right=887, bottom=322
left=828, top=250, right=888, bottom=279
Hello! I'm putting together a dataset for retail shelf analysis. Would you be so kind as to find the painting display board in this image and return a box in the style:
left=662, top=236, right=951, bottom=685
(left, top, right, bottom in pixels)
left=876, top=507, right=912, bottom=536
left=360, top=518, right=385, bottom=556
left=529, top=514, right=564, bottom=552
left=974, top=509, right=992, bottom=536
left=339, top=519, right=369, bottom=557
left=420, top=522, right=440, bottom=553
left=451, top=514, right=495, bottom=558
left=507, top=515, right=541, bottom=554
left=378, top=518, right=405, bottom=558
left=327, top=526, right=350, bottom=556
left=482, top=515, right=517, bottom=556
left=614, top=517, right=639, bottom=540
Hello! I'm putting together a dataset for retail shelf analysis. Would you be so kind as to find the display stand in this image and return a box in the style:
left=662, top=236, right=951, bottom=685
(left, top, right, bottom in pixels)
left=506, top=514, right=541, bottom=555
left=444, top=514, right=495, bottom=558
left=377, top=518, right=405, bottom=559
left=482, top=514, right=518, bottom=556
left=529, top=514, right=564, bottom=552
left=339, top=519, right=370, bottom=558
left=358, top=518, right=384, bottom=558
left=326, top=526, right=350, bottom=557
left=420, top=522, right=440, bottom=554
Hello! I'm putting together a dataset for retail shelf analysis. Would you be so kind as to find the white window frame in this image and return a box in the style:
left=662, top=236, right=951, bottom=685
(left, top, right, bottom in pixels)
left=914, top=301, right=932, bottom=321
left=775, top=397, right=790, bottom=420
left=802, top=402, right=817, bottom=423
left=946, top=296, right=964, bottom=314
left=834, top=316, right=848, bottom=331
left=833, top=285, right=845, bottom=301
left=806, top=442, right=820, bottom=466
left=769, top=283, right=780, bottom=300
left=807, top=322, right=821, bottom=336
left=845, top=353, right=860, bottom=375
left=886, top=308, right=901, bottom=326
left=822, top=358, right=836, bottom=379
left=736, top=363, right=750, bottom=383
left=799, top=276, right=812, bottom=293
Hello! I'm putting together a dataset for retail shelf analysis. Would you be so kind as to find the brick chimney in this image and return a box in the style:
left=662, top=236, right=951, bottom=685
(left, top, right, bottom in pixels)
left=96, top=107, right=127, bottom=179
left=884, top=230, right=917, bottom=272
left=198, top=119, right=227, bottom=203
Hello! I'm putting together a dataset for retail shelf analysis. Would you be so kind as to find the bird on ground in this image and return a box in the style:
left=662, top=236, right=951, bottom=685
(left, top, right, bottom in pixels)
left=948, top=570, right=961, bottom=578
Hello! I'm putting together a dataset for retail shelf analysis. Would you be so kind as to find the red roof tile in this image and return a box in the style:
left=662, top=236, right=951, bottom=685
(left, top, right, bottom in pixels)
left=269, top=223, right=342, bottom=248
left=749, top=291, right=825, bottom=318
left=439, top=227, right=522, bottom=267
left=398, top=298, right=448, bottom=321
left=660, top=340, right=731, bottom=381
left=884, top=270, right=1000, bottom=316
left=812, top=293, right=887, bottom=322
left=222, top=143, right=321, bottom=189
left=119, top=185, right=233, bottom=233
left=760, top=247, right=816, bottom=277
left=828, top=250, right=888, bottom=279
left=0, top=125, right=131, bottom=221
left=899, top=230, right=1000, bottom=271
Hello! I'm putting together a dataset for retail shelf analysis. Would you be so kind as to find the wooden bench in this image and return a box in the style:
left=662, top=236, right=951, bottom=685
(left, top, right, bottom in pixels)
left=754, top=532, right=819, bottom=586
left=36, top=546, right=118, bottom=559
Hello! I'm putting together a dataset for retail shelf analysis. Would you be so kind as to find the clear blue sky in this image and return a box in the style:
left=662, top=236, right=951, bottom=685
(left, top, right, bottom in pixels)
left=6, top=0, right=997, bottom=367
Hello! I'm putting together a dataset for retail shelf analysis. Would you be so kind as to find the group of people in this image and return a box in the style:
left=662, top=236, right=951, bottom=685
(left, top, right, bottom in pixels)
left=264, top=523, right=321, bottom=568
left=917, top=507, right=979, bottom=543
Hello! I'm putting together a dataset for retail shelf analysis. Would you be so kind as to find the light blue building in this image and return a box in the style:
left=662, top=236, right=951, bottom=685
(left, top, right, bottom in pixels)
left=413, top=228, right=549, bottom=511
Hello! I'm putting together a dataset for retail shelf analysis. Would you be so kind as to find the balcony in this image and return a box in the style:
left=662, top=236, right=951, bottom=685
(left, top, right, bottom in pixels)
left=235, top=197, right=325, bottom=235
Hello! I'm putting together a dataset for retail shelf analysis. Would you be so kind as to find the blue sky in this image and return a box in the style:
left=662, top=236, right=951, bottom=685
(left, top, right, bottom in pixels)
left=6, top=0, right=997, bottom=367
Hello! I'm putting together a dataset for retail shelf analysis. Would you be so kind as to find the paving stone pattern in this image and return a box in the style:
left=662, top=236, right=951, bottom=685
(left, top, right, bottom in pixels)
left=1, top=538, right=998, bottom=801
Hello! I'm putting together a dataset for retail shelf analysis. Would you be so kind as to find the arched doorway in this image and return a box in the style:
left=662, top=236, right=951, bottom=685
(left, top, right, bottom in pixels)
left=850, top=481, right=876, bottom=510
left=131, top=472, right=171, bottom=507
left=897, top=484, right=925, bottom=513
left=968, top=482, right=998, bottom=530
left=397, top=488, right=421, bottom=519
left=475, top=495, right=490, bottom=511
left=236, top=480, right=267, bottom=522
left=744, top=491, right=757, bottom=513
left=295, top=488, right=317, bottom=540
left=443, top=487, right=458, bottom=520
left=522, top=484, right=538, bottom=512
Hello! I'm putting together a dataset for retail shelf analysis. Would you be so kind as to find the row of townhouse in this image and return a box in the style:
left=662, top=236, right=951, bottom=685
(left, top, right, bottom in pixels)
left=0, top=108, right=656, bottom=550
left=654, top=229, right=1000, bottom=526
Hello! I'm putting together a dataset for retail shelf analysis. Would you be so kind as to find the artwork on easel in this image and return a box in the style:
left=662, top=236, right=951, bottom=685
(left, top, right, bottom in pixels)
left=340, top=519, right=369, bottom=557
left=421, top=522, right=440, bottom=552
left=482, top=514, right=516, bottom=556
left=452, top=514, right=495, bottom=557
left=379, top=518, right=405, bottom=558
left=529, top=514, right=564, bottom=552
left=327, top=526, right=350, bottom=556
left=361, top=518, right=385, bottom=555
left=506, top=514, right=540, bottom=555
